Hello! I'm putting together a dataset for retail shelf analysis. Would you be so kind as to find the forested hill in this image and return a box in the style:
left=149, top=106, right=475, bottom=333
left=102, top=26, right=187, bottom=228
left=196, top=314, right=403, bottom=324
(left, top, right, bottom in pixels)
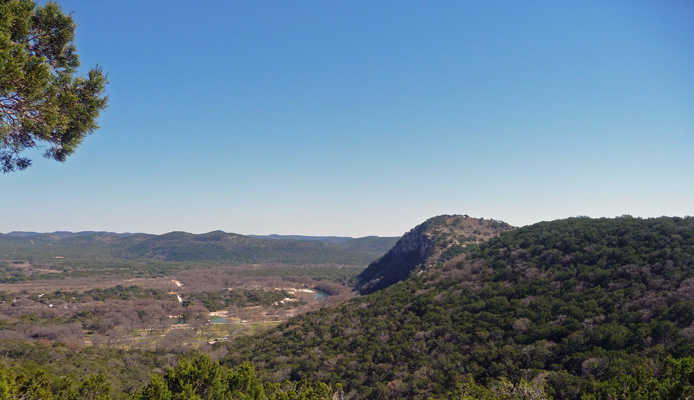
left=226, top=216, right=694, bottom=399
left=356, top=215, right=514, bottom=294
left=249, top=234, right=399, bottom=253
left=0, top=230, right=396, bottom=265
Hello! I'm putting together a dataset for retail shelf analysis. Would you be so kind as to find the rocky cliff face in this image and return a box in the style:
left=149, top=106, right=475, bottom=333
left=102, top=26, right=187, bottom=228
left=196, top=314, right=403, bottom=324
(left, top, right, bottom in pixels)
left=355, top=215, right=514, bottom=294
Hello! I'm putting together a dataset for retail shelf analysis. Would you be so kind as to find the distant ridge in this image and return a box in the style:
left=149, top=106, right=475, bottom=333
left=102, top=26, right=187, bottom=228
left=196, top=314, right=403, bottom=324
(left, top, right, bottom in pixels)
left=4, top=231, right=41, bottom=237
left=0, top=230, right=396, bottom=266
left=249, top=234, right=354, bottom=243
left=4, top=231, right=396, bottom=243
left=5, top=231, right=143, bottom=237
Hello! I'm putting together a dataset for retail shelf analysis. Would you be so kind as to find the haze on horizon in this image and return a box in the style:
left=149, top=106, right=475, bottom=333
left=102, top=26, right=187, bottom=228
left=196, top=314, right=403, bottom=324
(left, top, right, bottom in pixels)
left=2, top=1, right=692, bottom=237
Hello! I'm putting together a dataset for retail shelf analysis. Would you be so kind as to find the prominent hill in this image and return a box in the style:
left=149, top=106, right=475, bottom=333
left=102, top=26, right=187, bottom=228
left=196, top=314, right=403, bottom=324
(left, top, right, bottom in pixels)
left=356, top=215, right=514, bottom=294
left=226, top=216, right=694, bottom=399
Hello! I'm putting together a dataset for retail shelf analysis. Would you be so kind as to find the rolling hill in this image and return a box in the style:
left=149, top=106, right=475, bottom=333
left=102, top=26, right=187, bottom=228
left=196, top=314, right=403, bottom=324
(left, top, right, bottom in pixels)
left=225, top=216, right=694, bottom=399
left=0, top=231, right=398, bottom=266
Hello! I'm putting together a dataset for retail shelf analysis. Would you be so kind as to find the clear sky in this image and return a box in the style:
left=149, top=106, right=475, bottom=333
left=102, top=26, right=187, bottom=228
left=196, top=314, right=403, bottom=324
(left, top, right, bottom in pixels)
left=2, top=1, right=693, bottom=237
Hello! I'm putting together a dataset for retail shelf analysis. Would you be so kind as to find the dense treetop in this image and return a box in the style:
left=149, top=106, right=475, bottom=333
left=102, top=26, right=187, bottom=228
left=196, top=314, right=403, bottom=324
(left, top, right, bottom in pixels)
left=0, top=352, right=335, bottom=400
left=0, top=0, right=108, bottom=172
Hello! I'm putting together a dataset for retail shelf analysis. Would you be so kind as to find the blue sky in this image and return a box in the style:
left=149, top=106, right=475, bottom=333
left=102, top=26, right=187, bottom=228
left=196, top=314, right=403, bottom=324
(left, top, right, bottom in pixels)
left=2, top=1, right=693, bottom=237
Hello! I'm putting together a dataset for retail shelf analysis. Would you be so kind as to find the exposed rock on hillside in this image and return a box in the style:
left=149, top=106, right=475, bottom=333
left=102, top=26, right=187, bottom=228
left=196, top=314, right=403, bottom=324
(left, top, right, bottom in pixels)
left=355, top=215, right=514, bottom=294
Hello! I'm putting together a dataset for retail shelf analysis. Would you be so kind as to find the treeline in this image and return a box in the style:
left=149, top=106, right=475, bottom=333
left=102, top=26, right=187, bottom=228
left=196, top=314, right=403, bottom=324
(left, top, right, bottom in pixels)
left=1, top=343, right=692, bottom=399
left=22, top=285, right=176, bottom=303
left=0, top=259, right=184, bottom=283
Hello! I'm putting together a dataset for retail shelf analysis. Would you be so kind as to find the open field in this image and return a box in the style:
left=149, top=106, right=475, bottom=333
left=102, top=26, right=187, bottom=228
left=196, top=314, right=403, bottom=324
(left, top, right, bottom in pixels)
left=0, top=276, right=178, bottom=293
left=0, top=262, right=358, bottom=351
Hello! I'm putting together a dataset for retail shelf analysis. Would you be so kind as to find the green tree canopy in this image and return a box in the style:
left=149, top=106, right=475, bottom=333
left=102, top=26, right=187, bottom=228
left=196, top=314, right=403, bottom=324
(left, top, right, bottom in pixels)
left=0, top=0, right=107, bottom=173
left=131, top=354, right=334, bottom=400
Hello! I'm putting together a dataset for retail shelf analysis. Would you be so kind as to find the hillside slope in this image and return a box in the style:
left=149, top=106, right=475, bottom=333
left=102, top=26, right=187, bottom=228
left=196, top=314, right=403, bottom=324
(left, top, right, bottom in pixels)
left=226, top=216, right=694, bottom=399
left=356, top=215, right=514, bottom=294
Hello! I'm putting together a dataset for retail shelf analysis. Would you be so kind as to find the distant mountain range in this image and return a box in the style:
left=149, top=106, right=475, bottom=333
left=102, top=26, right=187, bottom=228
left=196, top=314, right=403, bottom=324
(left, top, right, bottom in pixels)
left=3, top=231, right=143, bottom=237
left=0, top=230, right=399, bottom=266
left=248, top=234, right=354, bottom=243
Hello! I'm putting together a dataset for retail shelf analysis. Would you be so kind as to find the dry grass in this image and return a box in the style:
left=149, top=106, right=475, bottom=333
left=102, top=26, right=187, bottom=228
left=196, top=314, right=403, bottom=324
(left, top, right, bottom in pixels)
left=0, top=276, right=178, bottom=293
